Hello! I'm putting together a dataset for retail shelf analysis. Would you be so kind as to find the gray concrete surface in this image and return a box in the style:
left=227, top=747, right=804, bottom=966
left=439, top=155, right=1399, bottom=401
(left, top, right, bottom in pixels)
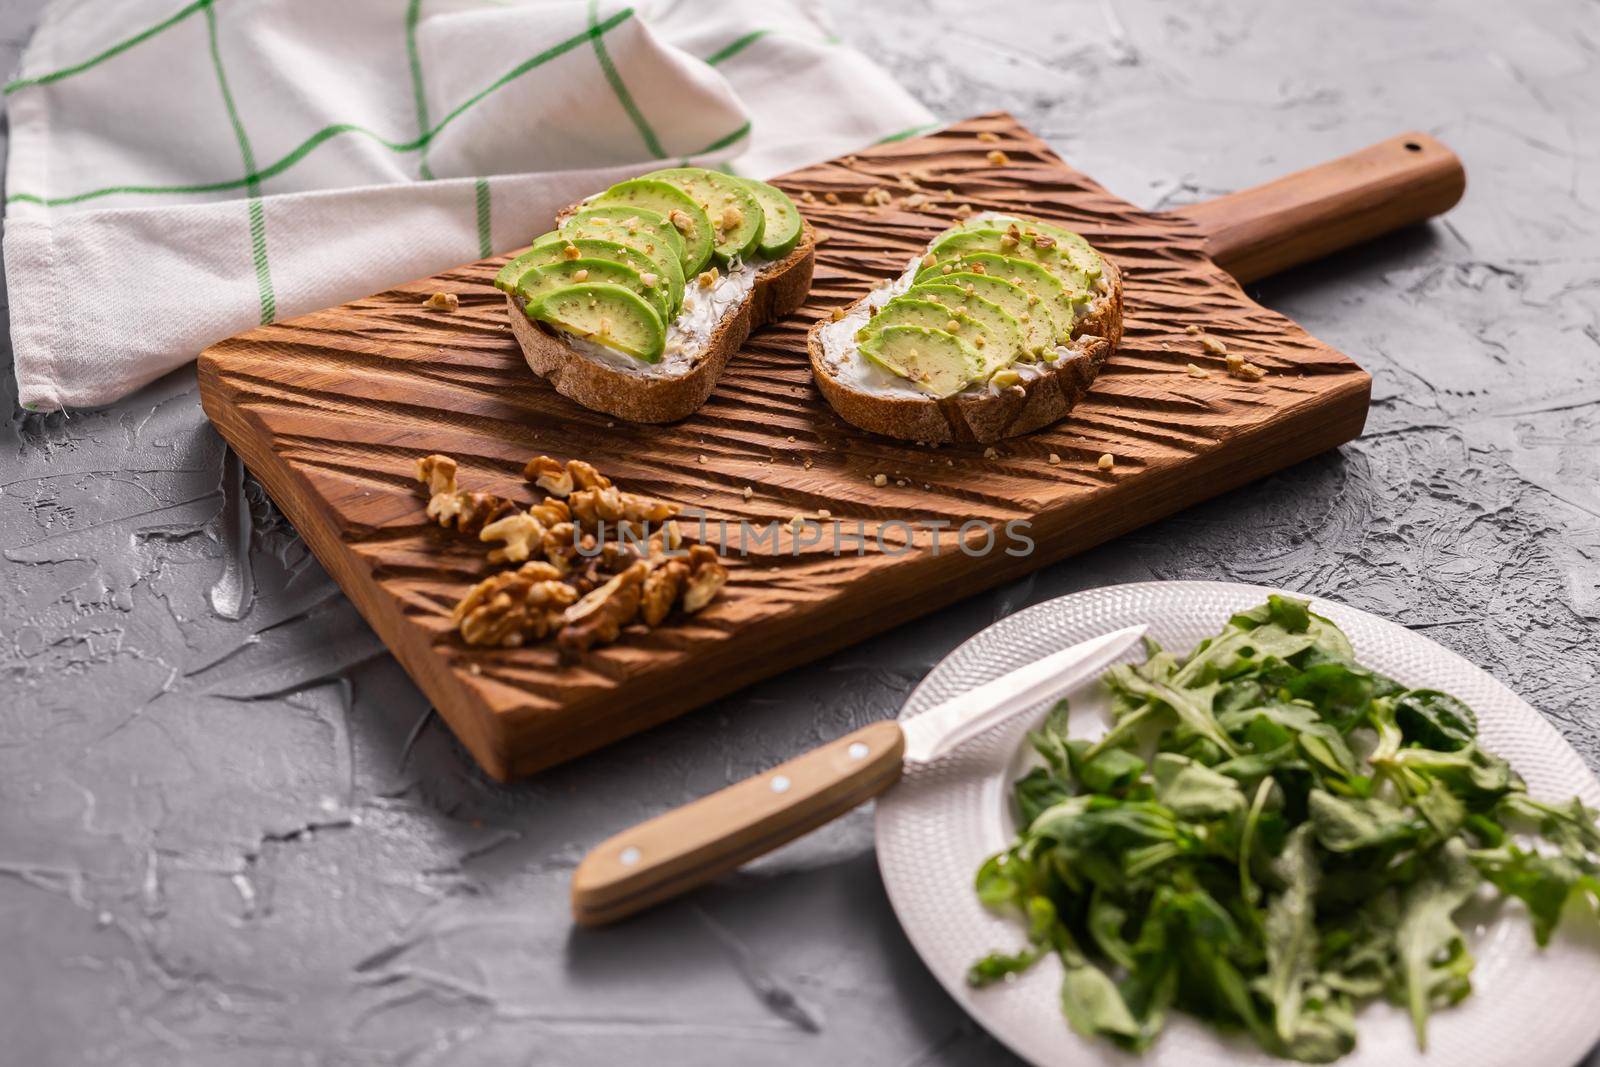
left=3, top=0, right=1598, bottom=1064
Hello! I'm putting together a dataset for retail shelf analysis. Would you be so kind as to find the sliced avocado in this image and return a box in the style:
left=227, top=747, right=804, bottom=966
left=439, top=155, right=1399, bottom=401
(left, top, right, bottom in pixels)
left=859, top=325, right=984, bottom=399
left=917, top=253, right=1080, bottom=343
left=957, top=214, right=1103, bottom=281
left=856, top=297, right=1006, bottom=379
left=925, top=228, right=1092, bottom=294
left=528, top=283, right=666, bottom=364
left=588, top=179, right=714, bottom=275
left=641, top=167, right=764, bottom=266
left=738, top=177, right=803, bottom=259
left=521, top=234, right=685, bottom=316
left=560, top=206, right=686, bottom=276
left=516, top=258, right=670, bottom=323
left=903, top=283, right=1025, bottom=370
left=923, top=273, right=1061, bottom=357
left=552, top=215, right=686, bottom=315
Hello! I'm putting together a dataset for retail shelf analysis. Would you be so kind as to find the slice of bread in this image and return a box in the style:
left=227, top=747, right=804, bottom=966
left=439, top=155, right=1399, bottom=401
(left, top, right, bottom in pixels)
left=507, top=224, right=816, bottom=423
left=807, top=249, right=1123, bottom=445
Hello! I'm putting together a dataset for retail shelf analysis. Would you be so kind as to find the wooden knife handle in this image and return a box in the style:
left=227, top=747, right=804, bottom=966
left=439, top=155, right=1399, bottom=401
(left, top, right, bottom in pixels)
left=570, top=720, right=906, bottom=926
left=1172, top=131, right=1465, bottom=284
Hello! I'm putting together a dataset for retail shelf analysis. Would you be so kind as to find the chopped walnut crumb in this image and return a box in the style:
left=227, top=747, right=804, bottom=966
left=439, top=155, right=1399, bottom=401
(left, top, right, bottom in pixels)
left=424, top=291, right=459, bottom=312
left=668, top=209, right=694, bottom=234
left=1185, top=324, right=1201, bottom=335
left=977, top=131, right=1000, bottom=143
left=1186, top=363, right=1210, bottom=379
left=1048, top=453, right=1062, bottom=465
left=638, top=271, right=657, bottom=287
left=873, top=473, right=888, bottom=487
left=983, top=446, right=999, bottom=459
left=954, top=203, right=973, bottom=217
left=824, top=191, right=841, bottom=205
left=1097, top=453, right=1115, bottom=471
left=986, top=149, right=1009, bottom=166
left=800, top=190, right=816, bottom=203
left=818, top=508, right=831, bottom=519
left=561, top=243, right=581, bottom=260
left=1200, top=335, right=1228, bottom=356
left=1228, top=354, right=1267, bottom=381
left=697, top=268, right=719, bottom=289
left=720, top=204, right=744, bottom=230
left=697, top=454, right=707, bottom=464
left=741, top=485, right=753, bottom=501
left=830, top=307, right=846, bottom=321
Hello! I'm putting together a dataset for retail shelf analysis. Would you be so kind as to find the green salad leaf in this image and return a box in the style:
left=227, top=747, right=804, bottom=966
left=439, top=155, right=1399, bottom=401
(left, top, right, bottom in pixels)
left=969, top=597, right=1600, bottom=1061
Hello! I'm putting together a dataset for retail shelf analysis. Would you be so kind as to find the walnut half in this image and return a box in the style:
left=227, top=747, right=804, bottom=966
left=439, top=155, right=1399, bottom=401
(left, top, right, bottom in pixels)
left=477, top=496, right=573, bottom=565
left=523, top=455, right=613, bottom=498
left=452, top=561, right=579, bottom=647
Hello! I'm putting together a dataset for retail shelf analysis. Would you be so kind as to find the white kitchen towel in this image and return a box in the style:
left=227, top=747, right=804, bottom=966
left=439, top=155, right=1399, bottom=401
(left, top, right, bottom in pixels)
left=3, top=0, right=934, bottom=410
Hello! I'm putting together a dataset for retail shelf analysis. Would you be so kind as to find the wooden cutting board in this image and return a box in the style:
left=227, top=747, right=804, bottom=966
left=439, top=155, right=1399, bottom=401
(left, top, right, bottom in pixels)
left=198, top=113, right=1463, bottom=781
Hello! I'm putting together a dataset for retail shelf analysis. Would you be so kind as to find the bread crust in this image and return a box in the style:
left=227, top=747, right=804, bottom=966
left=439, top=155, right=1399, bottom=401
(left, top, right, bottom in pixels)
left=507, top=224, right=816, bottom=423
left=807, top=254, right=1123, bottom=444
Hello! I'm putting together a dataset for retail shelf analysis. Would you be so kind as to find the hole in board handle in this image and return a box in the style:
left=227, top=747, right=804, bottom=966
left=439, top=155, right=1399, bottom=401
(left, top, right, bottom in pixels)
left=1403, top=141, right=1423, bottom=152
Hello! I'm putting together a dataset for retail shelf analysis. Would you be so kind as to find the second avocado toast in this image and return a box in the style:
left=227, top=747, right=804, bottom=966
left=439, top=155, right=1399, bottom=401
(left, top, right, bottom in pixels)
left=809, top=214, right=1123, bottom=444
left=497, top=168, right=814, bottom=423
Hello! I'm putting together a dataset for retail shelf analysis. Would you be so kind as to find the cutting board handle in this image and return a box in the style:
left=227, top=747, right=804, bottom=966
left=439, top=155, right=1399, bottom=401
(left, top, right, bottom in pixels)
left=1172, top=132, right=1464, bottom=284
left=569, top=720, right=906, bottom=926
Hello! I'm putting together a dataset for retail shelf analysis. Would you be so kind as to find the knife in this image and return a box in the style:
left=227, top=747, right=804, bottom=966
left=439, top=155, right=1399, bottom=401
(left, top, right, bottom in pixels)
left=570, top=624, right=1147, bottom=926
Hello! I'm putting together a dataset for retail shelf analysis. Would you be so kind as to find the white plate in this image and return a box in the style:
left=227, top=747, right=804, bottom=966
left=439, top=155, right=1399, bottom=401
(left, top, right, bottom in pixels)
left=875, top=581, right=1600, bottom=1067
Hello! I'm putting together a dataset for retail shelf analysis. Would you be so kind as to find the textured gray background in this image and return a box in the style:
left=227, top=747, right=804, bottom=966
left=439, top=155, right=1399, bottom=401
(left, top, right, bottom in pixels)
left=3, top=0, right=1597, bottom=1064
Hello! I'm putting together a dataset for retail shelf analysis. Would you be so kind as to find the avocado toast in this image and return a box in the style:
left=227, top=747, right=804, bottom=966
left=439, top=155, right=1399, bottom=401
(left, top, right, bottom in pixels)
left=808, top=214, right=1122, bottom=443
left=500, top=168, right=814, bottom=423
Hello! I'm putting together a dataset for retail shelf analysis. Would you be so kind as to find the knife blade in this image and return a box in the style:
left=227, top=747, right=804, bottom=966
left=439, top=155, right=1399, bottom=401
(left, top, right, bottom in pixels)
left=901, top=623, right=1147, bottom=763
left=570, top=623, right=1148, bottom=926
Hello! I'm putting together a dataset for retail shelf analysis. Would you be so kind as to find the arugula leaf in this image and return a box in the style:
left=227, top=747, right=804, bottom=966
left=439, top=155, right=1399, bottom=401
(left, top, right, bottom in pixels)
left=1394, top=842, right=1479, bottom=1050
left=1393, top=689, right=1477, bottom=752
left=1470, top=845, right=1600, bottom=945
left=1153, top=753, right=1248, bottom=819
left=1308, top=790, right=1420, bottom=852
left=1265, top=826, right=1321, bottom=1047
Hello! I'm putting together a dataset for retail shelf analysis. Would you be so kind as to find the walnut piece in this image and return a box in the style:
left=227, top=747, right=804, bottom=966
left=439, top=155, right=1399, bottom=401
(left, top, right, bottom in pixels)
left=568, top=485, right=679, bottom=532
left=452, top=561, right=578, bottom=647
left=478, top=497, right=571, bottom=564
left=415, top=454, right=517, bottom=534
left=641, top=559, right=689, bottom=627
left=558, top=561, right=649, bottom=660
left=681, top=544, right=728, bottom=614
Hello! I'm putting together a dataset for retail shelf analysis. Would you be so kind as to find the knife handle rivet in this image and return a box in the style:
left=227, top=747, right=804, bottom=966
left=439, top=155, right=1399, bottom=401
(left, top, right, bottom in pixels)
left=847, top=742, right=869, bottom=760
left=619, top=846, right=641, bottom=866
left=770, top=774, right=792, bottom=794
